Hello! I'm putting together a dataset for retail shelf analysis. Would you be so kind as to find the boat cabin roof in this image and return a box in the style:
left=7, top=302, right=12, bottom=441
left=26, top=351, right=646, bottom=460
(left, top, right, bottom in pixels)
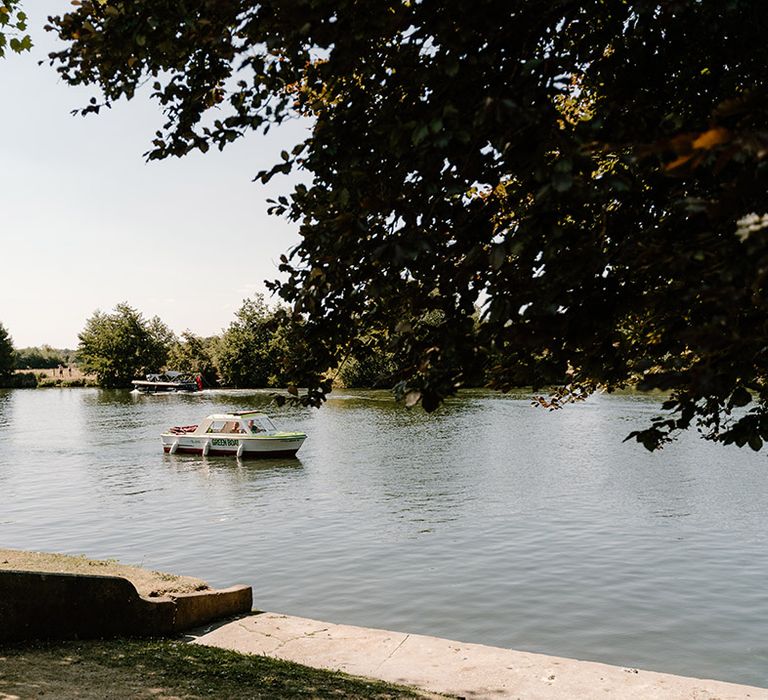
left=206, top=411, right=269, bottom=422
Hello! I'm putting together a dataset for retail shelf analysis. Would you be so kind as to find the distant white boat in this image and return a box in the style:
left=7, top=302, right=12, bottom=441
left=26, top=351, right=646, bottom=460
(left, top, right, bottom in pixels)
left=132, top=371, right=202, bottom=394
left=161, top=411, right=306, bottom=458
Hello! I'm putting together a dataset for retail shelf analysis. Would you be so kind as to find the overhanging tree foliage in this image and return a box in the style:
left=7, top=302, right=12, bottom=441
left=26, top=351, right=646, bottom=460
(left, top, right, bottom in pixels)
left=48, top=1, right=768, bottom=449
left=0, top=0, right=30, bottom=57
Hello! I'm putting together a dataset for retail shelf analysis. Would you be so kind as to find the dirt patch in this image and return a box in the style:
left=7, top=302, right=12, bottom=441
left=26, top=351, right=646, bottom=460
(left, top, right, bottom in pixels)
left=0, top=549, right=209, bottom=598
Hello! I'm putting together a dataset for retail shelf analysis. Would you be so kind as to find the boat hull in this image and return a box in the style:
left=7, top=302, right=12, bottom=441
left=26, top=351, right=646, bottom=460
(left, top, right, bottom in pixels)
left=133, top=381, right=199, bottom=394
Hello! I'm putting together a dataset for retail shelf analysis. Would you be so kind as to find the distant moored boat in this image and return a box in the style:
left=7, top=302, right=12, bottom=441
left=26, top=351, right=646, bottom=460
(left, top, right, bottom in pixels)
left=131, top=371, right=202, bottom=394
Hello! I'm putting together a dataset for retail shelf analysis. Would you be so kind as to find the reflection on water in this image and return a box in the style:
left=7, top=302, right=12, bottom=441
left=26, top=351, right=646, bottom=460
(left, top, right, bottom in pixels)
left=0, top=387, right=767, bottom=687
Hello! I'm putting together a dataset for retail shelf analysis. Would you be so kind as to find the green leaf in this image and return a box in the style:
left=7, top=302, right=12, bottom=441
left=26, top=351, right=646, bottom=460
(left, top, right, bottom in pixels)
left=429, top=118, right=443, bottom=134
left=552, top=171, right=573, bottom=192
left=730, top=387, right=751, bottom=407
left=490, top=244, right=506, bottom=270
left=411, top=124, right=429, bottom=145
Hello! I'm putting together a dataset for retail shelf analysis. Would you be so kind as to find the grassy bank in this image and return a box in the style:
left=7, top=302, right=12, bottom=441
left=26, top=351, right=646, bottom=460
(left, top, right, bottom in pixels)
left=0, top=552, right=439, bottom=697
left=0, top=637, right=435, bottom=699
left=4, top=367, right=97, bottom=388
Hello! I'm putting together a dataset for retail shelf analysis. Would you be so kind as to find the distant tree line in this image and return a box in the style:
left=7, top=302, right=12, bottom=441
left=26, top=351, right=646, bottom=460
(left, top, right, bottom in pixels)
left=0, top=296, right=489, bottom=391
left=0, top=323, right=14, bottom=382
left=76, top=298, right=488, bottom=390
left=14, top=345, right=75, bottom=370
left=4, top=297, right=483, bottom=390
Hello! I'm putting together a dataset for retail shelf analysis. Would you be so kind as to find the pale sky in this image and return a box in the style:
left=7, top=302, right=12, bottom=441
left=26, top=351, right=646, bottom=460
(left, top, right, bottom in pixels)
left=1, top=1, right=309, bottom=349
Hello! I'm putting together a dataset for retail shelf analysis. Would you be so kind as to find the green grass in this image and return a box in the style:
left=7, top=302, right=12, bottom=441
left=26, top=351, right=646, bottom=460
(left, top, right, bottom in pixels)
left=0, top=637, right=432, bottom=699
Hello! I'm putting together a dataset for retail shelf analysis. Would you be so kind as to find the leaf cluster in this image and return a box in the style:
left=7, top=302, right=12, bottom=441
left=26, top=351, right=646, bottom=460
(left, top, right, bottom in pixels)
left=0, top=322, right=14, bottom=379
left=166, top=330, right=219, bottom=387
left=0, top=0, right=31, bottom=57
left=213, top=293, right=290, bottom=388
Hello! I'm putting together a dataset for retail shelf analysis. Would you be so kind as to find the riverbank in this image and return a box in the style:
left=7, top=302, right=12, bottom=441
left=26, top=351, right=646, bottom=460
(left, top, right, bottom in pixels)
left=3, top=550, right=766, bottom=698
left=0, top=550, right=434, bottom=698
left=5, top=367, right=97, bottom=388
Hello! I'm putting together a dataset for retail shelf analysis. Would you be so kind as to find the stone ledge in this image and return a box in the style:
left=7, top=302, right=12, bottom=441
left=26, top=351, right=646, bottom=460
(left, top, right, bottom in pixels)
left=190, top=612, right=768, bottom=700
left=0, top=570, right=252, bottom=642
left=170, top=586, right=254, bottom=631
left=0, top=549, right=209, bottom=597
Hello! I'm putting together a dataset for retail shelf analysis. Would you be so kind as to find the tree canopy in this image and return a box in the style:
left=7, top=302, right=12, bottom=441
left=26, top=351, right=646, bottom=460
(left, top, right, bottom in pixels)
left=0, top=0, right=30, bottom=57
left=166, top=331, right=218, bottom=388
left=78, top=303, right=173, bottom=388
left=215, top=294, right=287, bottom=388
left=14, top=345, right=73, bottom=370
left=48, top=1, right=768, bottom=449
left=0, top=323, right=14, bottom=379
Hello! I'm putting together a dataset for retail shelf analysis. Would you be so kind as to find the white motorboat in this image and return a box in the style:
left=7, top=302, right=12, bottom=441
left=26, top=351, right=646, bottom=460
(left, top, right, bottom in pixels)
left=161, top=411, right=306, bottom=458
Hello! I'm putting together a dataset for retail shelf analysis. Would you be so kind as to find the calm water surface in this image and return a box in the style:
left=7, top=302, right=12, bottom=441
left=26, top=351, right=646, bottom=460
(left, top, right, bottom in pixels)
left=1, top=388, right=766, bottom=687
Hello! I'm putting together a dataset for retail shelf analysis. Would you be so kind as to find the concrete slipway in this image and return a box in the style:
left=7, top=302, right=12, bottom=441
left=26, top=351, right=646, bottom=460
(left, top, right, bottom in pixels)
left=190, top=611, right=768, bottom=699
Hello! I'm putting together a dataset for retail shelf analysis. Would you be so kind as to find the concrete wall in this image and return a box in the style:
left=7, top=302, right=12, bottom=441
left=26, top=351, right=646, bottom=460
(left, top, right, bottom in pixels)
left=0, top=570, right=252, bottom=642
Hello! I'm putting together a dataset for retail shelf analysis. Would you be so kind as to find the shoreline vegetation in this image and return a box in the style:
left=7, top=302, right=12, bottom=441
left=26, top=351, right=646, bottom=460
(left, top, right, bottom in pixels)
left=5, top=366, right=97, bottom=389
left=0, top=299, right=484, bottom=394
left=0, top=369, right=669, bottom=401
left=0, top=549, right=433, bottom=699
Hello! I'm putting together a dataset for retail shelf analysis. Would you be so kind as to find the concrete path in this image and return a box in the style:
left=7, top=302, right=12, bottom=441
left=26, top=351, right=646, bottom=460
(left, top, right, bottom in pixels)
left=189, top=612, right=768, bottom=699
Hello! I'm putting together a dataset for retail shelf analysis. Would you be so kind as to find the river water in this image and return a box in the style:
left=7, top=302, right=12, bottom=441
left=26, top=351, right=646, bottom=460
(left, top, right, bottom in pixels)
left=0, top=387, right=766, bottom=687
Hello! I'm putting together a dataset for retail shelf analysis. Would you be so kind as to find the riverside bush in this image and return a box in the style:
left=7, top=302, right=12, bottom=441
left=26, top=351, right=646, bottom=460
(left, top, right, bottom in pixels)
left=3, top=372, right=38, bottom=388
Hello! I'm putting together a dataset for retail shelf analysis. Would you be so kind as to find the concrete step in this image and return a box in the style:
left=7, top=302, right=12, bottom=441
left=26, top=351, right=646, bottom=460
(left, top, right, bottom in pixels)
left=189, top=612, right=768, bottom=699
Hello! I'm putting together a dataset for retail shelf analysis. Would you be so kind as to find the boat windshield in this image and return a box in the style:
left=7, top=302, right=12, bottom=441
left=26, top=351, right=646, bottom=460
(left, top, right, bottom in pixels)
left=206, top=420, right=245, bottom=434
left=245, top=416, right=277, bottom=433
